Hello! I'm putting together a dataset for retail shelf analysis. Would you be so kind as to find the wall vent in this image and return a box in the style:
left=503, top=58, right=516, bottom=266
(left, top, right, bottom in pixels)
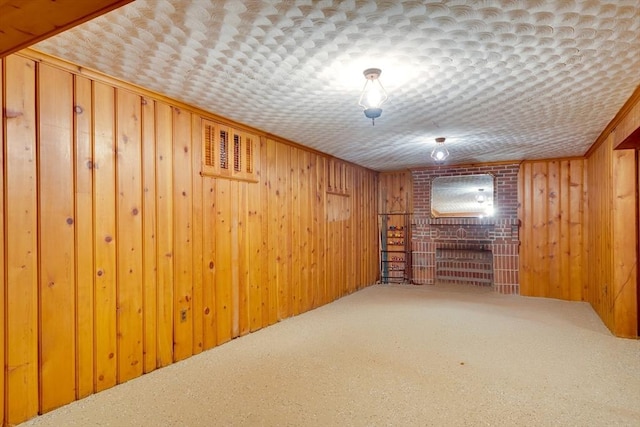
left=201, top=118, right=259, bottom=182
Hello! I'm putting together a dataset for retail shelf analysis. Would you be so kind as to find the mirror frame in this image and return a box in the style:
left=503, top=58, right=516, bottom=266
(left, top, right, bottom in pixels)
left=430, top=174, right=495, bottom=218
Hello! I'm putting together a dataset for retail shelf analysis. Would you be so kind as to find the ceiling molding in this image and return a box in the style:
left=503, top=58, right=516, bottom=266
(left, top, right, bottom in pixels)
left=409, top=160, right=523, bottom=172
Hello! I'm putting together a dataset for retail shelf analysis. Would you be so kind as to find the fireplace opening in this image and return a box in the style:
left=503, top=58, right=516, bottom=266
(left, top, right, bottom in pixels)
left=435, top=248, right=493, bottom=287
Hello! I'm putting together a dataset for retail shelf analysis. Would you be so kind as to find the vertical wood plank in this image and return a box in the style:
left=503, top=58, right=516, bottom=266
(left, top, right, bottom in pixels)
left=230, top=180, right=241, bottom=338
left=332, top=196, right=341, bottom=299
left=309, top=153, right=319, bottom=308
left=586, top=156, right=595, bottom=305
left=363, top=172, right=369, bottom=286
left=521, top=162, right=534, bottom=296
left=346, top=180, right=355, bottom=293
left=531, top=162, right=549, bottom=297
left=371, top=172, right=379, bottom=283
left=202, top=175, right=217, bottom=349
left=215, top=178, right=232, bottom=344
left=581, top=156, right=593, bottom=305
left=238, top=180, right=250, bottom=336
left=353, top=170, right=363, bottom=291
left=172, top=107, right=193, bottom=362
left=559, top=161, right=571, bottom=301
left=368, top=172, right=373, bottom=284
left=93, top=81, right=117, bottom=392
left=362, top=171, right=370, bottom=285
left=265, top=139, right=279, bottom=325
left=0, top=56, right=5, bottom=426
left=115, top=88, right=144, bottom=383
left=5, top=54, right=39, bottom=425
left=364, top=172, right=370, bottom=285
left=141, top=97, right=157, bottom=373
left=602, top=142, right=613, bottom=327
left=247, top=157, right=263, bottom=332
left=291, top=148, right=302, bottom=316
left=190, top=115, right=204, bottom=354
left=155, top=102, right=174, bottom=367
left=348, top=169, right=356, bottom=293
left=74, top=75, right=95, bottom=398
left=326, top=195, right=336, bottom=302
left=276, top=142, right=291, bottom=320
left=342, top=194, right=350, bottom=295
left=547, top=160, right=561, bottom=299
left=299, top=150, right=312, bottom=313
left=317, top=156, right=327, bottom=307
left=355, top=171, right=363, bottom=288
left=612, top=148, right=638, bottom=337
left=335, top=188, right=342, bottom=296
left=592, top=148, right=605, bottom=318
left=568, top=159, right=584, bottom=301
left=259, top=137, right=272, bottom=327
left=38, top=63, right=76, bottom=412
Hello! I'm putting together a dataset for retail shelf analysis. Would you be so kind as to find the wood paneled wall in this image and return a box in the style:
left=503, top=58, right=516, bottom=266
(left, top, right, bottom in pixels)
left=585, top=135, right=638, bottom=338
left=518, top=159, right=586, bottom=300
left=379, top=171, right=412, bottom=213
left=0, top=52, right=379, bottom=425
left=520, top=86, right=639, bottom=337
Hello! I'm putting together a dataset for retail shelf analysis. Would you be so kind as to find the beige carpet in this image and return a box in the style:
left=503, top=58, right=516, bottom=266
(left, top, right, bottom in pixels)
left=20, top=284, right=640, bottom=426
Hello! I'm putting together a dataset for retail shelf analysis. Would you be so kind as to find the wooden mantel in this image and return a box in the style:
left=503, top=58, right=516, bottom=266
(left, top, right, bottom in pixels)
left=0, top=0, right=134, bottom=58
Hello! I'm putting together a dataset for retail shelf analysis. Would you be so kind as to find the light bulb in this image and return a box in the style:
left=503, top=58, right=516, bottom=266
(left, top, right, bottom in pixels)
left=365, top=88, right=383, bottom=108
left=430, top=137, right=449, bottom=162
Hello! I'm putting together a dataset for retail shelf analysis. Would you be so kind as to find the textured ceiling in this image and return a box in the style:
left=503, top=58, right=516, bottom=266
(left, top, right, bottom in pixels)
left=35, top=0, right=640, bottom=171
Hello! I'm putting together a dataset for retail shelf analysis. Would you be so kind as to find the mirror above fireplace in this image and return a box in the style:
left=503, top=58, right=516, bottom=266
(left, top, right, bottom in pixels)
left=431, top=174, right=495, bottom=218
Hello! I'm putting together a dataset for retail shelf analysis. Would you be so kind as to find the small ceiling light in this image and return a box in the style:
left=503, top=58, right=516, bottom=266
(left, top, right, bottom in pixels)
left=358, top=68, right=388, bottom=125
left=430, top=137, right=449, bottom=162
left=476, top=188, right=486, bottom=203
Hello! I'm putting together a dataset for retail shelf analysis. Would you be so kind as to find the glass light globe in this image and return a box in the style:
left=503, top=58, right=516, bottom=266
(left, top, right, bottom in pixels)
left=430, top=138, right=449, bottom=162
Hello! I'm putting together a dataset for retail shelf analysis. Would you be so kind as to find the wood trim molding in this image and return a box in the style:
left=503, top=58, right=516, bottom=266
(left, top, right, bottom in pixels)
left=0, top=0, right=134, bottom=58
left=409, top=159, right=523, bottom=172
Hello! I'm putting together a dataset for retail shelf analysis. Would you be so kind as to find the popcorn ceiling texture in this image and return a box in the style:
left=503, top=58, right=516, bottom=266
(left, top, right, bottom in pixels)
left=35, top=0, right=640, bottom=171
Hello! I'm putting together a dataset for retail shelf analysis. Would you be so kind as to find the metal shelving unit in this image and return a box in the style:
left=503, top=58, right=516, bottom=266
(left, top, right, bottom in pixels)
left=379, top=213, right=412, bottom=284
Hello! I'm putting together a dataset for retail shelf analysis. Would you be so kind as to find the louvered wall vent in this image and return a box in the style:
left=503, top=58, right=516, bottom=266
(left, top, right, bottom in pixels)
left=202, top=118, right=259, bottom=182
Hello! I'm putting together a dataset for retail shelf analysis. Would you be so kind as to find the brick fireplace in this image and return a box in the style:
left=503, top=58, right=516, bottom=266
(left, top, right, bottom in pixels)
left=436, top=247, right=493, bottom=286
left=411, top=164, right=520, bottom=295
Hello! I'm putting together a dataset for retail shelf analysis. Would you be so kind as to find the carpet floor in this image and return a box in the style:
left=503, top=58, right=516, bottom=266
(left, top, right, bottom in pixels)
left=20, top=284, right=640, bottom=426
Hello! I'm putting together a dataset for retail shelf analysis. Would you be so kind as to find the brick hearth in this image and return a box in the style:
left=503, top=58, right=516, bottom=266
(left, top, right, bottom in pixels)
left=436, top=247, right=493, bottom=286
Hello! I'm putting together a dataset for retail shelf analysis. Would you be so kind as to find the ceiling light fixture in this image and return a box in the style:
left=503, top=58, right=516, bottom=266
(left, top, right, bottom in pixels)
left=476, top=188, right=486, bottom=203
left=358, top=68, right=387, bottom=125
left=430, top=137, right=449, bottom=162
